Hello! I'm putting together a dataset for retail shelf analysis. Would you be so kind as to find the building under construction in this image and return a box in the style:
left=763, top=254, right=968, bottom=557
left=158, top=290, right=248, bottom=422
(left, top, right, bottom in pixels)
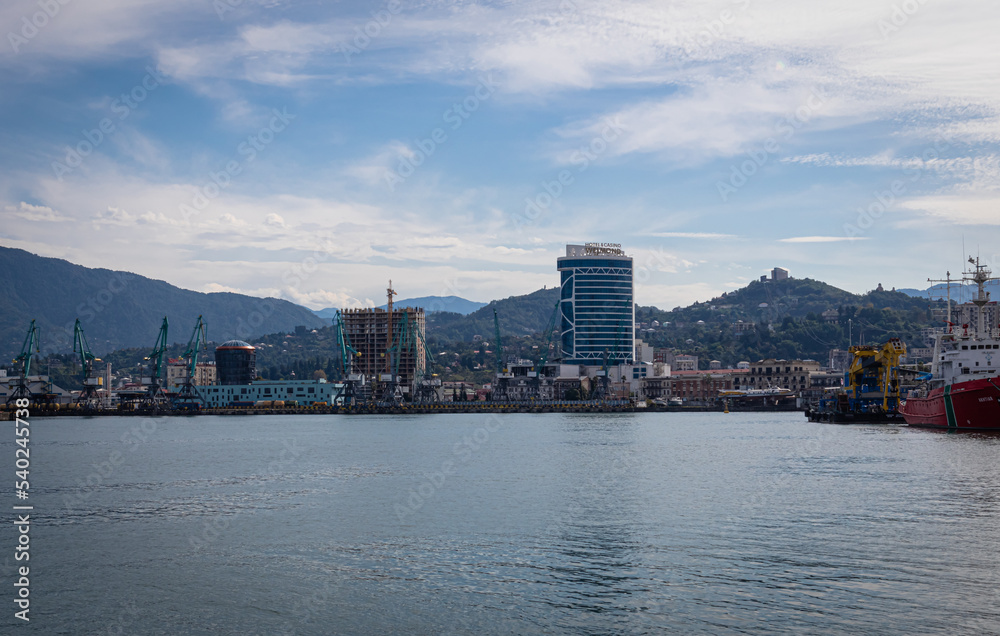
left=340, top=306, right=426, bottom=391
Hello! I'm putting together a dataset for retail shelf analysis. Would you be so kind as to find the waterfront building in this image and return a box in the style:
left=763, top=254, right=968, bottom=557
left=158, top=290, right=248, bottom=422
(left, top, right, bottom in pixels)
left=198, top=379, right=341, bottom=407
left=747, top=359, right=820, bottom=391
left=0, top=376, right=73, bottom=405
left=558, top=243, right=634, bottom=365
left=166, top=359, right=217, bottom=391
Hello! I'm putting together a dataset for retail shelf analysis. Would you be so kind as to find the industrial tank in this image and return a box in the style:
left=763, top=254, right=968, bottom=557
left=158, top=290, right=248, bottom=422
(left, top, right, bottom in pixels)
left=215, top=340, right=256, bottom=385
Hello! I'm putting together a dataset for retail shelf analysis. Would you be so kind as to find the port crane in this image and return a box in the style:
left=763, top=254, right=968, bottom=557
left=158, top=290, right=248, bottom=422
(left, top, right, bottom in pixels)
left=380, top=311, right=410, bottom=405
left=591, top=314, right=628, bottom=402
left=141, top=316, right=170, bottom=408
left=413, top=324, right=441, bottom=403
left=491, top=308, right=511, bottom=401
left=73, top=319, right=103, bottom=408
left=333, top=310, right=363, bottom=406
left=529, top=300, right=561, bottom=400
left=845, top=337, right=907, bottom=413
left=174, top=315, right=208, bottom=408
left=6, top=320, right=39, bottom=405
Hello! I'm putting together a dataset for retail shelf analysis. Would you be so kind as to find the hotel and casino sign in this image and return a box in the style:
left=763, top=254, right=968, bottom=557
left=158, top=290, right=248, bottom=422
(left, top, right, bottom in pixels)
left=584, top=242, right=625, bottom=256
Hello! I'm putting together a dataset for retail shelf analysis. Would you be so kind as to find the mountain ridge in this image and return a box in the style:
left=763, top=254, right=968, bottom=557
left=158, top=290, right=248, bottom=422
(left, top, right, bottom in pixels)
left=0, top=246, right=327, bottom=361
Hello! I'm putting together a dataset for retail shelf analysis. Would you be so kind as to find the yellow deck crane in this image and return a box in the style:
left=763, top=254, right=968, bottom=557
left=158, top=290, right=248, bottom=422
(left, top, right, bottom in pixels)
left=846, top=337, right=907, bottom=413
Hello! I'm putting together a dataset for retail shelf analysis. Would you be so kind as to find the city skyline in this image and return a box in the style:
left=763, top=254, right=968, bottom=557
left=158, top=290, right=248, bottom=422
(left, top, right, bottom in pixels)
left=2, top=0, right=999, bottom=311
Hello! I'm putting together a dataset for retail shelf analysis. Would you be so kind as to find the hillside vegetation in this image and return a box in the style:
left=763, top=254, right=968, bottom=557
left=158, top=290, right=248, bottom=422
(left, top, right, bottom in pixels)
left=0, top=247, right=326, bottom=361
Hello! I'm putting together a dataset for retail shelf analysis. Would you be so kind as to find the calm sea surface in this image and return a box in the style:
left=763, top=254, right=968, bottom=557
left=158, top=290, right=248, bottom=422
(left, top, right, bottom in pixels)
left=4, top=412, right=1000, bottom=635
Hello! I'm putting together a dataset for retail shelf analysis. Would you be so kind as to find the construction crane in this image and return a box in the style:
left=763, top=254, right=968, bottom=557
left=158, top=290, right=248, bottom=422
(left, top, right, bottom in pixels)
left=73, top=319, right=103, bottom=408
left=491, top=308, right=511, bottom=401
left=6, top=320, right=39, bottom=405
left=385, top=280, right=397, bottom=375
left=529, top=300, right=561, bottom=400
left=141, top=316, right=170, bottom=407
left=174, top=315, right=208, bottom=409
left=333, top=310, right=362, bottom=406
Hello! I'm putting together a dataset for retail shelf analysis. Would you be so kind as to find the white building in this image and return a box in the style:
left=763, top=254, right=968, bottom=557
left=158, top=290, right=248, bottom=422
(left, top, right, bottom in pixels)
left=197, top=379, right=342, bottom=407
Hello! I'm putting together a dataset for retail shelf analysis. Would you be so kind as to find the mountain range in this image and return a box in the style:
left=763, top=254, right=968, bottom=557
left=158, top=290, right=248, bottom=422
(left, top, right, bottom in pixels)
left=0, top=246, right=954, bottom=370
left=0, top=246, right=326, bottom=361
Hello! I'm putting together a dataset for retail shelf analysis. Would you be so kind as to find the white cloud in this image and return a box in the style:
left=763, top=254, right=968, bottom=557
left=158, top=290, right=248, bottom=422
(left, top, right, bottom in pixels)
left=898, top=194, right=1000, bottom=226
left=5, top=202, right=69, bottom=222
left=650, top=232, right=739, bottom=240
left=779, top=236, right=870, bottom=243
left=263, top=213, right=286, bottom=228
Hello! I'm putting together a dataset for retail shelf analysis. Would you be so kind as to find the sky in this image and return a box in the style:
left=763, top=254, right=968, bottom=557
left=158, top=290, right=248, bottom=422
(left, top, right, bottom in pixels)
left=1, top=0, right=999, bottom=311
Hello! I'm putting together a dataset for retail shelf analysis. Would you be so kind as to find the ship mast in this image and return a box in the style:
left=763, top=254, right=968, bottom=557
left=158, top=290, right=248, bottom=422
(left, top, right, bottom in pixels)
left=963, top=257, right=998, bottom=339
left=927, top=271, right=956, bottom=331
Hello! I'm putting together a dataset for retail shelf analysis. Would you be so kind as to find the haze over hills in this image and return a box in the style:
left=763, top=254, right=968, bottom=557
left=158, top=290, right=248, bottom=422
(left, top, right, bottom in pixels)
left=0, top=247, right=327, bottom=362
left=897, top=280, right=1000, bottom=304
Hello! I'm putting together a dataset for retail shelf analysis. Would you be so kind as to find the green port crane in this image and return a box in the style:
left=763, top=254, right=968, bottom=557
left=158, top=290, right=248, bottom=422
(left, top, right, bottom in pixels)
left=592, top=313, right=627, bottom=402
left=7, top=320, right=39, bottom=404
left=73, top=319, right=103, bottom=407
left=333, top=310, right=362, bottom=406
left=413, top=319, right=441, bottom=403
left=174, top=315, right=208, bottom=408
left=380, top=312, right=408, bottom=405
left=492, top=308, right=509, bottom=401
left=530, top=300, right=561, bottom=400
left=142, top=316, right=170, bottom=407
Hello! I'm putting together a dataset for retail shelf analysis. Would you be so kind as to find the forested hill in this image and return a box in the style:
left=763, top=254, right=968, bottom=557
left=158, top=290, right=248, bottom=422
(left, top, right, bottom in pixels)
left=0, top=246, right=326, bottom=361
left=635, top=278, right=937, bottom=366
left=648, top=277, right=932, bottom=324
left=426, top=287, right=562, bottom=343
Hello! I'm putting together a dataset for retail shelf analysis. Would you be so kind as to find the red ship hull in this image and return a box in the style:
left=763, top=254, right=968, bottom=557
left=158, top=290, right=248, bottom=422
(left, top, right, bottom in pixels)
left=900, top=376, right=1000, bottom=429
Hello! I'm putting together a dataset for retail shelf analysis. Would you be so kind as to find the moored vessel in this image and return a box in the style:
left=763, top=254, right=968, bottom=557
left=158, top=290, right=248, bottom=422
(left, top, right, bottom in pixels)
left=900, top=258, right=1000, bottom=430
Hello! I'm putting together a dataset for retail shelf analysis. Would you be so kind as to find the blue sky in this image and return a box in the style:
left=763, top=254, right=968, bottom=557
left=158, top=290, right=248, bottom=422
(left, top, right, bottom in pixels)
left=2, top=0, right=999, bottom=310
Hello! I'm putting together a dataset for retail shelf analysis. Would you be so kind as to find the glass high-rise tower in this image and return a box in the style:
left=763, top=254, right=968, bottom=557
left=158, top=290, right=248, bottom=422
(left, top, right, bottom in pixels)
left=558, top=243, right=634, bottom=365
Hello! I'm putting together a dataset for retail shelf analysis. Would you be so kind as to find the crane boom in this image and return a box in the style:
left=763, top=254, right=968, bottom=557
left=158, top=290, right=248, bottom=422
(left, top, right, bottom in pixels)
left=73, top=319, right=104, bottom=407
left=7, top=320, right=39, bottom=404
left=181, top=315, right=208, bottom=379
left=174, top=316, right=208, bottom=407
left=13, top=320, right=40, bottom=379
left=493, top=308, right=504, bottom=375
left=73, top=319, right=96, bottom=370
